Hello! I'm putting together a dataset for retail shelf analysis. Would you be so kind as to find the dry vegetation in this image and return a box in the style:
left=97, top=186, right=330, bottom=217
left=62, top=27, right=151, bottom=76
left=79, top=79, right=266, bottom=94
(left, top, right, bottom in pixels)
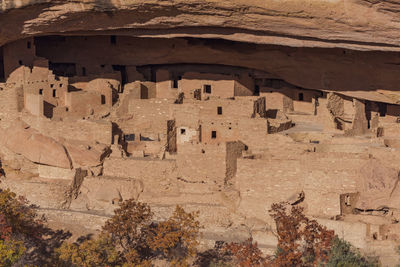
left=0, top=188, right=379, bottom=266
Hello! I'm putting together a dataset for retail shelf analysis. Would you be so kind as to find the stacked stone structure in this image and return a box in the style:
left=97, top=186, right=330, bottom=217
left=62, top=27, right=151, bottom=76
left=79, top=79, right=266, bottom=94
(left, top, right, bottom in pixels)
left=2, top=0, right=400, bottom=265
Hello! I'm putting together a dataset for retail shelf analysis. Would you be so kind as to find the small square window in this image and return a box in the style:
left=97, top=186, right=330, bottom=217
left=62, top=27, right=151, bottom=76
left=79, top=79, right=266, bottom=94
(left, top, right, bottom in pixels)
left=50, top=84, right=54, bottom=88
left=204, top=85, right=212, bottom=94
left=217, top=106, right=222, bottom=115
left=211, top=131, right=217, bottom=139
left=180, top=128, right=186, bottom=135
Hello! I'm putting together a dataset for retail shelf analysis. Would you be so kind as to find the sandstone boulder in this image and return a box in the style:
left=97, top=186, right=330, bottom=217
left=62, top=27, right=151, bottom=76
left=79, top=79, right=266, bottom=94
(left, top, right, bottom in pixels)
left=70, top=176, right=144, bottom=213
left=63, top=140, right=110, bottom=168
left=0, top=122, right=71, bottom=169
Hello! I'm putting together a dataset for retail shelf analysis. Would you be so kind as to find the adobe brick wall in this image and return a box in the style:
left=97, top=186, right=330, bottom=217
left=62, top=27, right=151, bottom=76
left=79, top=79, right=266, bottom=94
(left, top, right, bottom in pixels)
left=103, top=158, right=177, bottom=179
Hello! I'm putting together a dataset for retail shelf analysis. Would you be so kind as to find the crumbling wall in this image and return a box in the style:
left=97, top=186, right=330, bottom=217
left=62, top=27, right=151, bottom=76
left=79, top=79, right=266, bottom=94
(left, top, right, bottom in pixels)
left=235, top=154, right=364, bottom=222
left=0, top=84, right=23, bottom=128
left=327, top=93, right=345, bottom=130
left=252, top=97, right=266, bottom=118
left=65, top=90, right=111, bottom=118
left=263, top=91, right=284, bottom=110
left=156, top=69, right=176, bottom=99
left=198, top=97, right=256, bottom=119
left=234, top=74, right=254, bottom=96
left=24, top=93, right=43, bottom=116
left=24, top=58, right=68, bottom=108
left=225, top=141, right=246, bottom=183
left=200, top=118, right=268, bottom=149
left=177, top=143, right=227, bottom=184
left=123, top=82, right=153, bottom=100
left=292, top=89, right=318, bottom=114
left=365, top=101, right=380, bottom=130
left=167, top=120, right=177, bottom=153
left=180, top=72, right=235, bottom=99
left=261, top=86, right=319, bottom=114
left=171, top=101, right=200, bottom=128
left=126, top=140, right=164, bottom=157
left=103, top=158, right=177, bottom=179
left=347, top=99, right=368, bottom=136
left=124, top=99, right=171, bottom=138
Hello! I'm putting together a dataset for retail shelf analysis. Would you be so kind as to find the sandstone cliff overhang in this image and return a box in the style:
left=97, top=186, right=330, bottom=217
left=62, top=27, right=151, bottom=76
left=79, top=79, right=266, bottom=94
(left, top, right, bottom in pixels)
left=2, top=0, right=400, bottom=51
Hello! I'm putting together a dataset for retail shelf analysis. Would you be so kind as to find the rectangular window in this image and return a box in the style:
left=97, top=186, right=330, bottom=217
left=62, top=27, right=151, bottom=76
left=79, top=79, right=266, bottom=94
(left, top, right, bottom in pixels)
left=298, top=93, right=304, bottom=101
left=39, top=89, right=43, bottom=95
left=82, top=67, right=86, bottom=76
left=0, top=47, right=4, bottom=82
left=378, top=103, right=387, bottom=117
left=204, top=85, right=212, bottom=94
left=101, top=95, right=106, bottom=105
left=52, top=89, right=56, bottom=97
left=110, top=35, right=116, bottom=45
left=211, top=131, right=217, bottom=139
left=124, top=134, right=135, bottom=141
left=172, top=80, right=178, bottom=89
left=27, top=41, right=31, bottom=49
left=217, top=106, right=222, bottom=115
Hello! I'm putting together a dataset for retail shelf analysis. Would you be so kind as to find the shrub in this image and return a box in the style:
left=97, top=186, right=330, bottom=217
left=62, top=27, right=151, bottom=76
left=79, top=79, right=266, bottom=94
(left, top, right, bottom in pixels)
left=0, top=189, right=43, bottom=239
left=326, top=237, right=378, bottom=267
left=101, top=200, right=200, bottom=266
left=0, top=188, right=71, bottom=265
left=194, top=241, right=232, bottom=267
left=55, top=234, right=120, bottom=267
left=102, top=200, right=153, bottom=264
left=0, top=239, right=25, bottom=267
left=223, top=238, right=270, bottom=267
left=269, top=202, right=334, bottom=266
left=147, top=205, right=200, bottom=266
left=0, top=189, right=42, bottom=265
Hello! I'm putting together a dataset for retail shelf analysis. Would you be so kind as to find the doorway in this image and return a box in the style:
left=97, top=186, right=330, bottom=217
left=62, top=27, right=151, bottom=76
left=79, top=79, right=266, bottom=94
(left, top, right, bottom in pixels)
left=112, top=65, right=127, bottom=86
left=0, top=47, right=5, bottom=82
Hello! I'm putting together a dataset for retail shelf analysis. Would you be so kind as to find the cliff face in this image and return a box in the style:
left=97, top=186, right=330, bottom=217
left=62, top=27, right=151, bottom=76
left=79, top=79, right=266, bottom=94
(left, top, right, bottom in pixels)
left=2, top=0, right=400, bottom=51
left=4, top=0, right=400, bottom=92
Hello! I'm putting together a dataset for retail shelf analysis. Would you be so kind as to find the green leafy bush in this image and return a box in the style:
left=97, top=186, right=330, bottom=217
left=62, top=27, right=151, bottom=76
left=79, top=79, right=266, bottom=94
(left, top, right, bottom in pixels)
left=326, top=237, right=378, bottom=267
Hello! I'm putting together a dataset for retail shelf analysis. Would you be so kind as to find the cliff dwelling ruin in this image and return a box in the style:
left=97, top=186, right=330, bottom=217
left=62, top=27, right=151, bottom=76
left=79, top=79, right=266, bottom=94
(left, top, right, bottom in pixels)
left=2, top=0, right=400, bottom=265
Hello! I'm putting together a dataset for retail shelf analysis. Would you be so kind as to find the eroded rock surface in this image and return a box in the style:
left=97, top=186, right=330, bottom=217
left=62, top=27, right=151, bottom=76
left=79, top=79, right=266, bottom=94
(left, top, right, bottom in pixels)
left=2, top=1, right=400, bottom=266
left=0, top=121, right=71, bottom=169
